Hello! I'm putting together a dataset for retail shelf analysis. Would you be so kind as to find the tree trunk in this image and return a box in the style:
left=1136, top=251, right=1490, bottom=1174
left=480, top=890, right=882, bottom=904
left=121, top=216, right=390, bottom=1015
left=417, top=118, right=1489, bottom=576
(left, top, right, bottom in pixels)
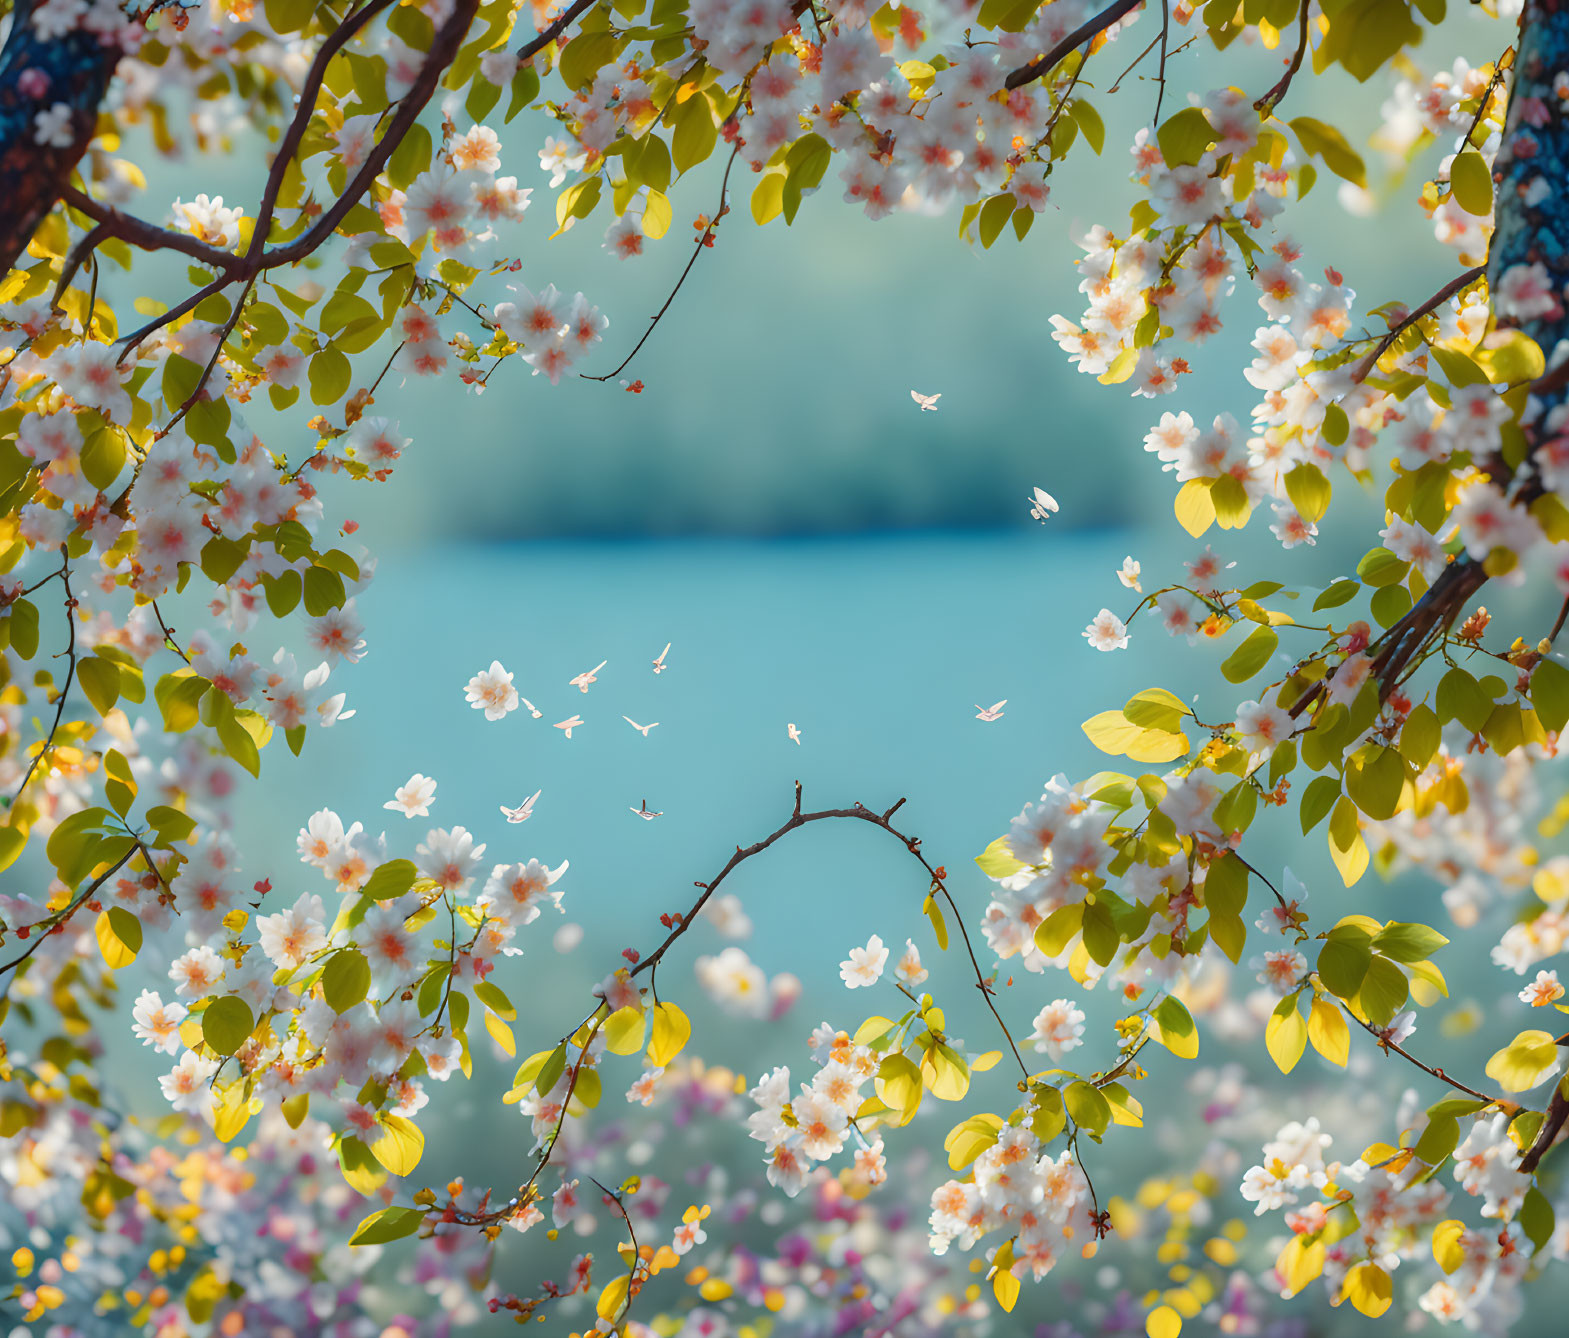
left=1490, top=0, right=1569, bottom=396
left=0, top=1, right=122, bottom=275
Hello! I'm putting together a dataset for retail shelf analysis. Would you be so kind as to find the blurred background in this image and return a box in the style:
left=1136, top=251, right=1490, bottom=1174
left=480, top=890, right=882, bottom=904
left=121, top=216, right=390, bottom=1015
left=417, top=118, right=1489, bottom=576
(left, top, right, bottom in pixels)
left=74, top=4, right=1569, bottom=1330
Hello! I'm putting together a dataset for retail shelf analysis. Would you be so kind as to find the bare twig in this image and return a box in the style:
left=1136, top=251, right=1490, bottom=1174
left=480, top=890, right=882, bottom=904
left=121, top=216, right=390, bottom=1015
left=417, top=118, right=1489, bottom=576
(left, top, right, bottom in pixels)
left=1254, top=0, right=1313, bottom=113
left=10, top=553, right=77, bottom=804
left=582, top=141, right=743, bottom=384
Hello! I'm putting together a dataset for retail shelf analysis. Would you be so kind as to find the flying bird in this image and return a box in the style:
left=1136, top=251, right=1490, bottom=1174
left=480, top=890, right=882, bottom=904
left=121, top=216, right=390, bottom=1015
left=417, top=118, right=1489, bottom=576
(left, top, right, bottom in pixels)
left=569, top=660, right=607, bottom=693
left=911, top=390, right=941, bottom=412
left=623, top=716, right=659, bottom=736
left=499, top=789, right=542, bottom=823
left=630, top=799, right=663, bottom=820
left=519, top=695, right=543, bottom=719
left=554, top=715, right=584, bottom=738
left=787, top=723, right=802, bottom=745
left=975, top=701, right=1007, bottom=721
left=652, top=643, right=671, bottom=674
left=1028, top=487, right=1059, bottom=522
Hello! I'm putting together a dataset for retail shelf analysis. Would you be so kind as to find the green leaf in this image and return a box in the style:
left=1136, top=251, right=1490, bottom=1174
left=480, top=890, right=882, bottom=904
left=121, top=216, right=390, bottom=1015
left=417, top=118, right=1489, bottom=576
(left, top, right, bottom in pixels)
left=1153, top=995, right=1199, bottom=1059
left=1372, top=922, right=1449, bottom=963
left=77, top=655, right=121, bottom=716
left=1317, top=926, right=1372, bottom=999
left=349, top=1205, right=427, bottom=1247
left=1313, top=579, right=1360, bottom=611
left=1533, top=659, right=1569, bottom=734
left=1122, top=687, right=1192, bottom=733
left=1521, top=1186, right=1556, bottom=1253
left=1345, top=745, right=1405, bottom=820
left=1357, top=954, right=1409, bottom=1026
left=1299, top=775, right=1341, bottom=833
left=1221, top=626, right=1278, bottom=683
left=473, top=980, right=515, bottom=1020
left=1156, top=106, right=1216, bottom=167
left=1290, top=116, right=1367, bottom=187
left=308, top=347, right=352, bottom=406
left=202, top=995, right=255, bottom=1056
left=322, top=949, right=371, bottom=1012
left=1437, top=668, right=1493, bottom=733
left=1284, top=464, right=1331, bottom=524
left=1401, top=703, right=1442, bottom=768
left=362, top=859, right=418, bottom=901
left=1449, top=150, right=1494, bottom=216
left=1064, top=1080, right=1111, bottom=1137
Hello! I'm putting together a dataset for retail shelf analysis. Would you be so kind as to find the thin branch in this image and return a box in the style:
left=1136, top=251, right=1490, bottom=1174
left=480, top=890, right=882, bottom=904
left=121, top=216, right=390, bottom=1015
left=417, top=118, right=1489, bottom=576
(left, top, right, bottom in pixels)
left=149, top=600, right=192, bottom=663
left=10, top=554, right=77, bottom=805
left=1549, top=594, right=1569, bottom=645
left=0, top=841, right=139, bottom=980
left=631, top=781, right=1030, bottom=1080
left=1004, top=0, right=1142, bottom=91
left=58, top=185, right=243, bottom=275
left=1253, top=0, right=1312, bottom=113
left=453, top=785, right=1032, bottom=1233
left=53, top=219, right=111, bottom=310
left=1348, top=1009, right=1510, bottom=1109
left=1154, top=0, right=1171, bottom=123
left=246, top=0, right=402, bottom=257
left=159, top=273, right=257, bottom=438
left=1349, top=265, right=1487, bottom=383
left=120, top=0, right=491, bottom=354
left=581, top=141, right=743, bottom=384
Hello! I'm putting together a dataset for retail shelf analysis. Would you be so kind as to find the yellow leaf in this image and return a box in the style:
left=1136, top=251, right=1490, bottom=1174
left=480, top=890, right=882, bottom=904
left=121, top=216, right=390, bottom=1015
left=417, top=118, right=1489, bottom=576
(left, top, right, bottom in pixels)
left=1432, top=1219, right=1466, bottom=1274
left=369, top=1114, right=425, bottom=1177
left=1340, top=1261, right=1392, bottom=1318
left=1082, top=710, right=1190, bottom=764
left=1484, top=1029, right=1561, bottom=1093
left=211, top=1084, right=251, bottom=1143
left=484, top=1008, right=516, bottom=1058
left=603, top=1004, right=647, bottom=1055
left=1307, top=999, right=1350, bottom=1067
left=874, top=1054, right=923, bottom=1125
left=94, top=908, right=141, bottom=969
left=1265, top=996, right=1308, bottom=1074
left=597, top=1273, right=630, bottom=1321
left=944, top=1113, right=1003, bottom=1169
left=648, top=1001, right=691, bottom=1067
left=1277, top=1234, right=1325, bottom=1297
left=1146, top=1305, right=1182, bottom=1338
left=642, top=189, right=673, bottom=240
left=1174, top=478, right=1216, bottom=537
left=990, top=1240, right=1020, bottom=1311
left=920, top=1042, right=971, bottom=1101
left=1328, top=826, right=1369, bottom=887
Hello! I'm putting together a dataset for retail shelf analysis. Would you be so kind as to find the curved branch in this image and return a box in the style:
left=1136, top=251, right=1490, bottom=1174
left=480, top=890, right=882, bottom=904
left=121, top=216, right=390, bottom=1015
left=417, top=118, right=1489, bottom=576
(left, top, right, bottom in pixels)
left=1348, top=265, right=1487, bottom=384
left=1003, top=0, right=1142, bottom=91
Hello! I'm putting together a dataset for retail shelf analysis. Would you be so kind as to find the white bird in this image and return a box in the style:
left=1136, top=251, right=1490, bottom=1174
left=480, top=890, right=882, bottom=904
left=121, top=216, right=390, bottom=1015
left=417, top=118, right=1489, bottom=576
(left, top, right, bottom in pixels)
left=1028, top=487, right=1059, bottom=522
left=975, top=700, right=1007, bottom=721
left=652, top=643, right=671, bottom=674
left=630, top=799, right=663, bottom=820
left=554, top=714, right=584, bottom=738
left=787, top=723, right=802, bottom=745
left=519, top=694, right=543, bottom=719
left=569, top=660, right=607, bottom=693
left=499, top=789, right=542, bottom=823
left=911, top=390, right=941, bottom=412
left=623, top=716, right=659, bottom=736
